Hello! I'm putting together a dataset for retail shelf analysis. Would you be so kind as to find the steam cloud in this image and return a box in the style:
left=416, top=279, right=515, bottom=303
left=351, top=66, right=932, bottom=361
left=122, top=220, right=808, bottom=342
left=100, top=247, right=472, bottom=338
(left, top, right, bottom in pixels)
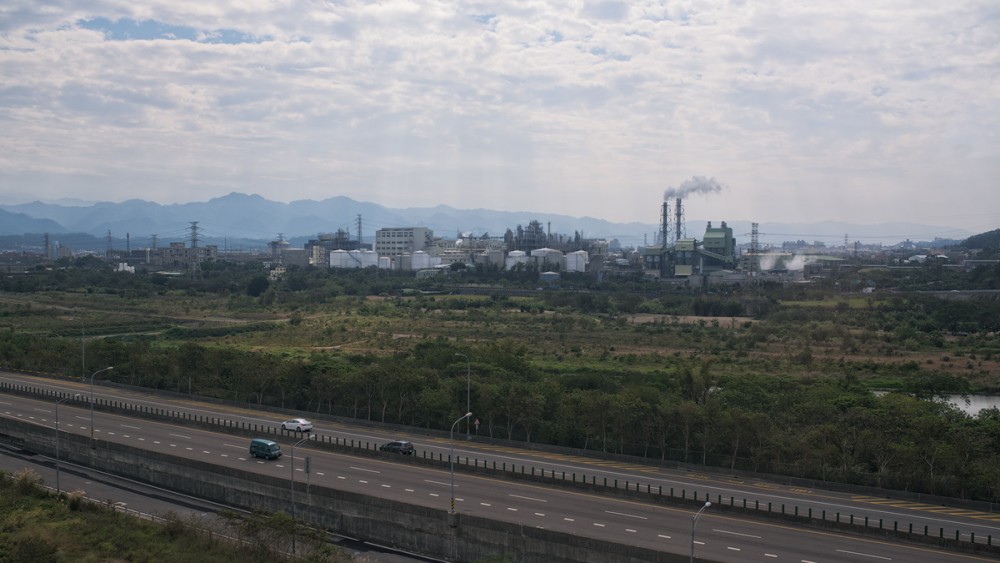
left=664, top=176, right=726, bottom=200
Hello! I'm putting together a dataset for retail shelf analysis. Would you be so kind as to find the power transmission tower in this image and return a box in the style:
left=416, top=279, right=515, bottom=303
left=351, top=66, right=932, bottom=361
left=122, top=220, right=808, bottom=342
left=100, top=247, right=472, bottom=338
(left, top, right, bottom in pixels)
left=189, top=222, right=201, bottom=278
left=356, top=214, right=363, bottom=248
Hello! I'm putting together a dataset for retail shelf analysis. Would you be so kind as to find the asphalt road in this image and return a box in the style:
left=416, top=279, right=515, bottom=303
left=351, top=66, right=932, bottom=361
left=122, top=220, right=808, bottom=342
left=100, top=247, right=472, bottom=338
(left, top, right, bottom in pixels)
left=1, top=371, right=996, bottom=562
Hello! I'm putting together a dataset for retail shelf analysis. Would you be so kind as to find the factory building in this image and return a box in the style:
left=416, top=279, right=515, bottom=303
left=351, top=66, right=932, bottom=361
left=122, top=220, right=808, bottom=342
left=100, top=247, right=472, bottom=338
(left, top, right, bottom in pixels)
left=641, top=198, right=737, bottom=279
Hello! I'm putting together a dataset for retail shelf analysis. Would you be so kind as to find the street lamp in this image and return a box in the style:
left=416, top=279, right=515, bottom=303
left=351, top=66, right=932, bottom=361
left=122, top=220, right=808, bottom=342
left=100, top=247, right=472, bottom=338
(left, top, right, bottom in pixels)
left=55, top=394, right=81, bottom=494
left=87, top=366, right=114, bottom=446
left=449, top=411, right=472, bottom=513
left=290, top=434, right=313, bottom=556
left=454, top=353, right=471, bottom=439
left=691, top=501, right=711, bottom=563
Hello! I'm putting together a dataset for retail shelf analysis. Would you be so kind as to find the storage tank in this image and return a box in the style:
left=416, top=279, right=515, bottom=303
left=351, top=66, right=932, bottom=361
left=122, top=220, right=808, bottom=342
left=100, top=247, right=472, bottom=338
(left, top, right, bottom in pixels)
left=564, top=250, right=588, bottom=272
left=411, top=251, right=431, bottom=270
left=348, top=249, right=378, bottom=268
left=531, top=247, right=563, bottom=267
left=329, top=249, right=351, bottom=269
left=378, top=256, right=392, bottom=269
left=505, top=250, right=528, bottom=270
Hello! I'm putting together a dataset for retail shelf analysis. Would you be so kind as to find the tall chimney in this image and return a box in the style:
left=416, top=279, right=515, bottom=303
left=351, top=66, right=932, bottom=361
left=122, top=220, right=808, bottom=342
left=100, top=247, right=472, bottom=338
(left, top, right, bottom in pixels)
left=675, top=197, right=683, bottom=242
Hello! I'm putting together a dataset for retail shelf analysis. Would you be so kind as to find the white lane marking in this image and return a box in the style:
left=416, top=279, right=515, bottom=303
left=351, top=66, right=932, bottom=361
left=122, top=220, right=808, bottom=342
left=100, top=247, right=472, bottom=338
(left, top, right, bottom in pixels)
left=625, top=529, right=636, bottom=533
left=694, top=541, right=705, bottom=546
left=316, top=472, right=325, bottom=476
left=169, top=433, right=191, bottom=439
left=510, top=494, right=547, bottom=502
left=153, top=441, right=160, bottom=444
left=202, top=450, right=211, bottom=454
left=507, top=508, right=518, bottom=512
left=359, top=480, right=368, bottom=484
left=728, top=547, right=741, bottom=551
left=657, top=534, right=672, bottom=539
left=605, top=510, right=647, bottom=520
left=535, top=513, right=546, bottom=517
left=122, top=424, right=140, bottom=429
left=429, top=493, right=439, bottom=497
left=593, top=523, right=605, bottom=527
left=220, top=454, right=228, bottom=458
left=835, top=550, right=891, bottom=560
left=381, top=484, right=391, bottom=488
left=714, top=529, right=762, bottom=539
left=564, top=518, right=575, bottom=522
left=350, top=466, right=381, bottom=474
left=765, top=555, right=777, bottom=558
left=426, top=480, right=449, bottom=486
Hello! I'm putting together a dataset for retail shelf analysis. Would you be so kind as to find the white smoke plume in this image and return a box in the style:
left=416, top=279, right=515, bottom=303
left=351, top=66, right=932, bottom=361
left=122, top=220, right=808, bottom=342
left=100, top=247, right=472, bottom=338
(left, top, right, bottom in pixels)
left=758, top=253, right=817, bottom=271
left=664, top=176, right=726, bottom=200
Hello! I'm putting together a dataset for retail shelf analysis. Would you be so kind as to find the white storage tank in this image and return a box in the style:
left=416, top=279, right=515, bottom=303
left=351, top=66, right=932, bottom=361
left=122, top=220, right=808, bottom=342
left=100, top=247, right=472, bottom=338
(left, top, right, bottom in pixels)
left=411, top=251, right=431, bottom=270
left=348, top=249, right=379, bottom=268
left=378, top=256, right=392, bottom=269
left=531, top=247, right=563, bottom=267
left=329, top=249, right=351, bottom=269
left=564, top=250, right=588, bottom=272
left=505, top=250, right=528, bottom=270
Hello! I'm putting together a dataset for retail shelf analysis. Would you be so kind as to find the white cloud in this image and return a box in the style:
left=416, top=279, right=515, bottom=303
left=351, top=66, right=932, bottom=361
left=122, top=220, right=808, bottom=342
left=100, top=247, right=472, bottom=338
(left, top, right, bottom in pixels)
left=0, top=1, right=997, bottom=234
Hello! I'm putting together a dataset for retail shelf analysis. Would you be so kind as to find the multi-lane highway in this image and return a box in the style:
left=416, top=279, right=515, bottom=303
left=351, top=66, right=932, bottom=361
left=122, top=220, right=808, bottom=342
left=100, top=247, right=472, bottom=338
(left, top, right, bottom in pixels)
left=1, top=370, right=995, bottom=562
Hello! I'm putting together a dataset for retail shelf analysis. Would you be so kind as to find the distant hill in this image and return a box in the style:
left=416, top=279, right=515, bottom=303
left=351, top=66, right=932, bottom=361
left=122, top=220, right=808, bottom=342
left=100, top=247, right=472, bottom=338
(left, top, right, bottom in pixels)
left=0, top=193, right=974, bottom=249
left=0, top=209, right=66, bottom=236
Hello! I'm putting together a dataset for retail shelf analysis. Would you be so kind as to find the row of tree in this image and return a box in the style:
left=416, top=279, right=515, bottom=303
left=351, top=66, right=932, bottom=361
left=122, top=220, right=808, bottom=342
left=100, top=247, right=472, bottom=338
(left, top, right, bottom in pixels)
left=2, top=330, right=998, bottom=502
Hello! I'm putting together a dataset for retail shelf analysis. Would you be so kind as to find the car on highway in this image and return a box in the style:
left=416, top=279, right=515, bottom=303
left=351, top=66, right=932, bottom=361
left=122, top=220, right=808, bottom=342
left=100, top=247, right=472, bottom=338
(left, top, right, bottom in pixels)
left=281, top=418, right=313, bottom=432
left=249, top=438, right=282, bottom=460
left=380, top=440, right=414, bottom=455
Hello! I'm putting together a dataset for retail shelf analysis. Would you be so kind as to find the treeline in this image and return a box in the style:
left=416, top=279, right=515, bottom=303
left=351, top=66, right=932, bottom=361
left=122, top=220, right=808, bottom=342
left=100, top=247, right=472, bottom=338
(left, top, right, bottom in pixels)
left=3, top=329, right=1000, bottom=502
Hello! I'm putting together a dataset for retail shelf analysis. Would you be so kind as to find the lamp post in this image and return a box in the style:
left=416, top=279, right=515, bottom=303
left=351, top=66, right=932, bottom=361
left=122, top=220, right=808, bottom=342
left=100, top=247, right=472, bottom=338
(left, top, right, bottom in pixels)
left=87, top=366, right=114, bottom=446
left=691, top=501, right=711, bottom=563
left=55, top=394, right=81, bottom=494
left=290, top=434, right=312, bottom=556
left=449, top=411, right=472, bottom=513
left=454, top=353, right=471, bottom=439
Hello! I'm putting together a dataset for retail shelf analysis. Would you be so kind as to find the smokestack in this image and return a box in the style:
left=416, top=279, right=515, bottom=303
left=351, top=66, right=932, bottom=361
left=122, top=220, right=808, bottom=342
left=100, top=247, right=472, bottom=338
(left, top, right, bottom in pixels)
left=661, top=201, right=669, bottom=248
left=675, top=197, right=683, bottom=242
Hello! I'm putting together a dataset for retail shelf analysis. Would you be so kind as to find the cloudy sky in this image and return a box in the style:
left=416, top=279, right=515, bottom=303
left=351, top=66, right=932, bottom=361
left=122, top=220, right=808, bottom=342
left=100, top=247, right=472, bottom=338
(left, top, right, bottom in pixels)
left=1, top=1, right=997, bottom=237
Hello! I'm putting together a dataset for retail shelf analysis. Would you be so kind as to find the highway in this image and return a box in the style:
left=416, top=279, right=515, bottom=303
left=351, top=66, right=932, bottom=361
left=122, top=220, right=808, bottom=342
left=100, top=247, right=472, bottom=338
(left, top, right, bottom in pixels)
left=1, top=371, right=995, bottom=562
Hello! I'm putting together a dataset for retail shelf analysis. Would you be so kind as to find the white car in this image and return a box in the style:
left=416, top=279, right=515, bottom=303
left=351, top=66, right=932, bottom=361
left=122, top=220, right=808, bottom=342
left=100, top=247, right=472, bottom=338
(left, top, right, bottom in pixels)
left=281, top=418, right=313, bottom=432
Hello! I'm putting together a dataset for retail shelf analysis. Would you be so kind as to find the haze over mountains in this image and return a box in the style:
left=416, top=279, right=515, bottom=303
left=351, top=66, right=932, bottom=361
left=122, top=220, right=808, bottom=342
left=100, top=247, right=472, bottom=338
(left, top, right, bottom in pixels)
left=0, top=192, right=971, bottom=248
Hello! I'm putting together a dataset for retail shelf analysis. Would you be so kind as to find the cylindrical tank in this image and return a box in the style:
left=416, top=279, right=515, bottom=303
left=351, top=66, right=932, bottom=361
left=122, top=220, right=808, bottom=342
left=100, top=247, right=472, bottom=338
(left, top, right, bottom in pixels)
left=411, top=251, right=431, bottom=270
left=329, top=249, right=350, bottom=269
left=564, top=250, right=588, bottom=272
left=531, top=247, right=563, bottom=267
left=505, top=250, right=528, bottom=270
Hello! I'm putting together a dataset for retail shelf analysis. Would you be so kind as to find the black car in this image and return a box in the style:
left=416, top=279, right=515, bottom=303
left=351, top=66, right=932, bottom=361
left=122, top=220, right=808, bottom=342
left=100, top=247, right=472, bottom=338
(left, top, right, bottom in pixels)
left=380, top=440, right=415, bottom=455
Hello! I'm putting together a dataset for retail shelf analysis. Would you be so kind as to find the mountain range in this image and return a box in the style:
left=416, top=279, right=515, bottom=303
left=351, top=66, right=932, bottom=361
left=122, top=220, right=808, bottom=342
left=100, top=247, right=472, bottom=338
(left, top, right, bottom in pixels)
left=0, top=192, right=972, bottom=250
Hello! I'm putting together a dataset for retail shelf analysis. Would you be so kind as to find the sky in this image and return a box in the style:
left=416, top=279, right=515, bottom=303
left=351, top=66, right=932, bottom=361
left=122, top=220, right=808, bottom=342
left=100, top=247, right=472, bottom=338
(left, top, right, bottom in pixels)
left=1, top=1, right=998, bottom=238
